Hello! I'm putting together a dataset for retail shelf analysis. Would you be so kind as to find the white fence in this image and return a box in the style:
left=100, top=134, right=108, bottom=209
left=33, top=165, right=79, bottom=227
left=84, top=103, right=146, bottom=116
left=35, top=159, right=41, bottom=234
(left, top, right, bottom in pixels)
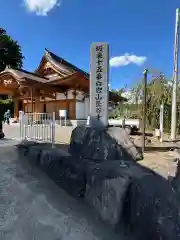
left=19, top=111, right=55, bottom=147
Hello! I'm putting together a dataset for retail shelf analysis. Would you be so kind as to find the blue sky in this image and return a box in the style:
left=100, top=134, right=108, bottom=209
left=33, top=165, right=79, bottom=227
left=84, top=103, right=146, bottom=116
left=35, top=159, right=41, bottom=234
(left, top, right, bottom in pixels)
left=0, top=0, right=179, bottom=89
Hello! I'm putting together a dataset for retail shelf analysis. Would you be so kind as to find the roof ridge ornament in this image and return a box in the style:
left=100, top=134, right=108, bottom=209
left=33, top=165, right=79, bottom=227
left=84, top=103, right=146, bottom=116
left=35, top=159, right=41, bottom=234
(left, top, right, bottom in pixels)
left=45, top=51, right=50, bottom=57
left=45, top=49, right=51, bottom=58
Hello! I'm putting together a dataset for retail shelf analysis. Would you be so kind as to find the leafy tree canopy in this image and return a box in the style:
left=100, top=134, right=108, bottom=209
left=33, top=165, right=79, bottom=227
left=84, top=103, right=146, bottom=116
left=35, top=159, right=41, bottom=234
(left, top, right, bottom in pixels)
left=0, top=28, right=24, bottom=72
left=110, top=73, right=178, bottom=132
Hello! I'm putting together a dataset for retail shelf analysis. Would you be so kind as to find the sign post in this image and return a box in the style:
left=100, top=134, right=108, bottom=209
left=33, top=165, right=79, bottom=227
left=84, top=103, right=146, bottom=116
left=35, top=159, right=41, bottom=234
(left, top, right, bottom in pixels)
left=90, top=42, right=109, bottom=128
left=19, top=111, right=24, bottom=139
left=160, top=104, right=164, bottom=142
left=59, top=109, right=67, bottom=126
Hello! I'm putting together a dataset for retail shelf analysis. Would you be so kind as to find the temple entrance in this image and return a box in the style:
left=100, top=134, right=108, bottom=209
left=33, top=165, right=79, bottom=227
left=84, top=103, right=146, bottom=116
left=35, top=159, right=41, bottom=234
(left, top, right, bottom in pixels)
left=18, top=100, right=23, bottom=112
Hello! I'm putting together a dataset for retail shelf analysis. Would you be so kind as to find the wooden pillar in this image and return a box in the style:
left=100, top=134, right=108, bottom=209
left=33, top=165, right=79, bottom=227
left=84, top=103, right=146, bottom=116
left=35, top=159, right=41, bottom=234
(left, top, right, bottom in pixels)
left=34, top=94, right=38, bottom=113
left=13, top=97, right=19, bottom=119
left=72, top=90, right=77, bottom=119
left=22, top=100, right=25, bottom=113
left=31, top=87, right=36, bottom=113
left=31, top=88, right=33, bottom=113
left=64, top=91, right=68, bottom=118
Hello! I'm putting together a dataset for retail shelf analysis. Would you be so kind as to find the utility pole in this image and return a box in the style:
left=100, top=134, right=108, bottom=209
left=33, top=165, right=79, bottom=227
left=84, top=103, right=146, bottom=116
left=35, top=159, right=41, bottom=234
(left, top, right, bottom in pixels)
left=171, top=8, right=180, bottom=141
left=142, top=69, right=148, bottom=153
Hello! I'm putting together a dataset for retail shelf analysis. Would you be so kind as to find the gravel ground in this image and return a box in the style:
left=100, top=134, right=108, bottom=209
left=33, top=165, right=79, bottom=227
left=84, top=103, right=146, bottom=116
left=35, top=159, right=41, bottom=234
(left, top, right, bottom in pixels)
left=140, top=151, right=178, bottom=178
left=0, top=138, right=133, bottom=240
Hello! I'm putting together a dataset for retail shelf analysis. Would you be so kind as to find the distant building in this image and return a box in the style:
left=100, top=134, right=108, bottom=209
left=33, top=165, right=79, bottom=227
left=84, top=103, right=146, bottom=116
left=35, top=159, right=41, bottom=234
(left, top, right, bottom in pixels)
left=121, top=89, right=142, bottom=104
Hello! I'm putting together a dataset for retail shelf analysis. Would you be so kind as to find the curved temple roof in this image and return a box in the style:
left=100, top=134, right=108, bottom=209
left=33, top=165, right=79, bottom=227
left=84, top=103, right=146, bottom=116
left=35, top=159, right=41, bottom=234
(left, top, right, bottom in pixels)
left=0, top=50, right=124, bottom=102
left=44, top=49, right=89, bottom=79
left=0, top=67, right=67, bottom=93
left=0, top=67, right=47, bottom=83
left=36, top=49, right=124, bottom=102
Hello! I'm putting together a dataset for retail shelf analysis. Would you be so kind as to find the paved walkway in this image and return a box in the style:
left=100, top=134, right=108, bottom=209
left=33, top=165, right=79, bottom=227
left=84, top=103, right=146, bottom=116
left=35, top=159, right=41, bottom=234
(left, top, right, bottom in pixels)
left=3, top=123, right=21, bottom=140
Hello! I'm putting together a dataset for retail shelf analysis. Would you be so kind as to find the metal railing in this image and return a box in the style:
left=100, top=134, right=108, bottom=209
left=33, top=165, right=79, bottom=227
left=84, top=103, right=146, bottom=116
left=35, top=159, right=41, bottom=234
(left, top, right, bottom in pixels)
left=19, top=111, right=55, bottom=147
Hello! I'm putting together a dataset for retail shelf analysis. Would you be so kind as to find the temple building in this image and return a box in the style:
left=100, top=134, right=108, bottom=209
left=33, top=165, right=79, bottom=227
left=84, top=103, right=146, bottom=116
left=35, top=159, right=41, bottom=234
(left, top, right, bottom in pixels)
left=0, top=49, right=122, bottom=121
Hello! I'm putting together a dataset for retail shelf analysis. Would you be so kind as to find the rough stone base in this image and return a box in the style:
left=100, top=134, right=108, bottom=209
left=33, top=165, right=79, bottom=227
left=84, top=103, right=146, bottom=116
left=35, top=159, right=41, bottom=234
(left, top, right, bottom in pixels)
left=170, top=159, right=180, bottom=196
left=85, top=175, right=131, bottom=227
left=127, top=174, right=180, bottom=240
left=42, top=155, right=86, bottom=198
left=84, top=160, right=150, bottom=228
left=69, top=126, right=142, bottom=162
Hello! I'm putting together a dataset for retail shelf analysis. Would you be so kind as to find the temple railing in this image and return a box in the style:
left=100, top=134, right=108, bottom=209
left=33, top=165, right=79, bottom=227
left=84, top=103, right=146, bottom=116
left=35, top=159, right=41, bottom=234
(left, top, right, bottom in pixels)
left=19, top=111, right=55, bottom=147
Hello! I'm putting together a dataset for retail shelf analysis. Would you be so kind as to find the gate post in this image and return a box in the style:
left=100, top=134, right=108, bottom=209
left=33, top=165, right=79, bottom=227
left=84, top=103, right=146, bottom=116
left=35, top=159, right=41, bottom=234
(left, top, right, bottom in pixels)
left=51, top=112, right=55, bottom=148
left=19, top=111, right=24, bottom=140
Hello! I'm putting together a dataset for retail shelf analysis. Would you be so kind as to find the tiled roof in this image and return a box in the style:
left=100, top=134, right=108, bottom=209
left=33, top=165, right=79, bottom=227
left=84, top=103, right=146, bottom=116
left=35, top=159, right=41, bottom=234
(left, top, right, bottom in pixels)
left=0, top=67, right=68, bottom=92
left=43, top=50, right=123, bottom=102
left=44, top=49, right=89, bottom=79
left=0, top=67, right=48, bottom=83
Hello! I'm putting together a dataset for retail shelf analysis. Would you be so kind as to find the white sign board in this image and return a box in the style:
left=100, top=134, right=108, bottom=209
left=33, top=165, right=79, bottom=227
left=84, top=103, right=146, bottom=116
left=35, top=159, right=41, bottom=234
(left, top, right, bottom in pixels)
left=59, top=109, right=67, bottom=117
left=90, top=42, right=109, bottom=127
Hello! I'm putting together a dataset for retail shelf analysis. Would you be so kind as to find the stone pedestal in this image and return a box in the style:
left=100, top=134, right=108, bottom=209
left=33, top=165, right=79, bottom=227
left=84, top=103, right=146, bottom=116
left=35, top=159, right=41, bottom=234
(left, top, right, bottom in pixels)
left=69, top=126, right=142, bottom=161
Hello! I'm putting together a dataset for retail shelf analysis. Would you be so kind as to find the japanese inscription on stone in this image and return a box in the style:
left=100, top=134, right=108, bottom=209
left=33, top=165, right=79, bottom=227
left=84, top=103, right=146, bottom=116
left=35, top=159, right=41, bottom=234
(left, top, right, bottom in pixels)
left=90, top=43, right=109, bottom=127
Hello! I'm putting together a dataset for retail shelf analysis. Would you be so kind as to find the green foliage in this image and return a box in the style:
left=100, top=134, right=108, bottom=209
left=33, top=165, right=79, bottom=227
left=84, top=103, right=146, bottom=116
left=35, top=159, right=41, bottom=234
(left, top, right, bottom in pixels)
left=109, top=88, right=127, bottom=118
left=0, top=98, right=13, bottom=104
left=0, top=28, right=24, bottom=72
left=111, top=88, right=124, bottom=96
left=110, top=73, right=180, bottom=132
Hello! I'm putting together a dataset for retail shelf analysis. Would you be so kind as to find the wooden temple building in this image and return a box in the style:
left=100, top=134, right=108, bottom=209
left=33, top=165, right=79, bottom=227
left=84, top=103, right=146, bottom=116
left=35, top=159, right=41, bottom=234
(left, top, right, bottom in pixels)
left=0, top=49, right=122, bottom=121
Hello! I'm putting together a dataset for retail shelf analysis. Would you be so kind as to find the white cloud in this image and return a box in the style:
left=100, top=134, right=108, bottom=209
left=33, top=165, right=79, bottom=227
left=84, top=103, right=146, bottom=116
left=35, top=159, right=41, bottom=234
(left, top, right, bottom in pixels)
left=23, top=0, right=61, bottom=16
left=110, top=53, right=147, bottom=67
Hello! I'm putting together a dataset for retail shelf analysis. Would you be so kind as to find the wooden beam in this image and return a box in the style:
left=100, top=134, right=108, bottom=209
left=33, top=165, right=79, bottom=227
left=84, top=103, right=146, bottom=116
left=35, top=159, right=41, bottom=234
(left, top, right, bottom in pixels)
left=13, top=97, right=19, bottom=118
left=51, top=72, right=81, bottom=85
left=53, top=75, right=89, bottom=92
left=39, top=91, right=56, bottom=99
left=25, top=78, right=67, bottom=93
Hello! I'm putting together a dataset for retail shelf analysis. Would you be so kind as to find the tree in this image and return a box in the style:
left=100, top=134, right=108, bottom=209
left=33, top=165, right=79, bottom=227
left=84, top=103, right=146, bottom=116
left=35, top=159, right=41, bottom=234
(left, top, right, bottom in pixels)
left=111, top=88, right=124, bottom=96
left=110, top=74, right=175, bottom=131
left=109, top=88, right=126, bottom=118
left=0, top=28, right=24, bottom=72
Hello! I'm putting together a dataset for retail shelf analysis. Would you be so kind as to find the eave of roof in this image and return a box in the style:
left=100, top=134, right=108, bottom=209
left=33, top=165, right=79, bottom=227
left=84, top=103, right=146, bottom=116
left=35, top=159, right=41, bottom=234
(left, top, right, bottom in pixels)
left=109, top=91, right=125, bottom=102
left=0, top=67, right=68, bottom=92
left=42, top=50, right=125, bottom=101
left=0, top=67, right=124, bottom=102
left=0, top=67, right=48, bottom=83
left=45, top=49, right=90, bottom=79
